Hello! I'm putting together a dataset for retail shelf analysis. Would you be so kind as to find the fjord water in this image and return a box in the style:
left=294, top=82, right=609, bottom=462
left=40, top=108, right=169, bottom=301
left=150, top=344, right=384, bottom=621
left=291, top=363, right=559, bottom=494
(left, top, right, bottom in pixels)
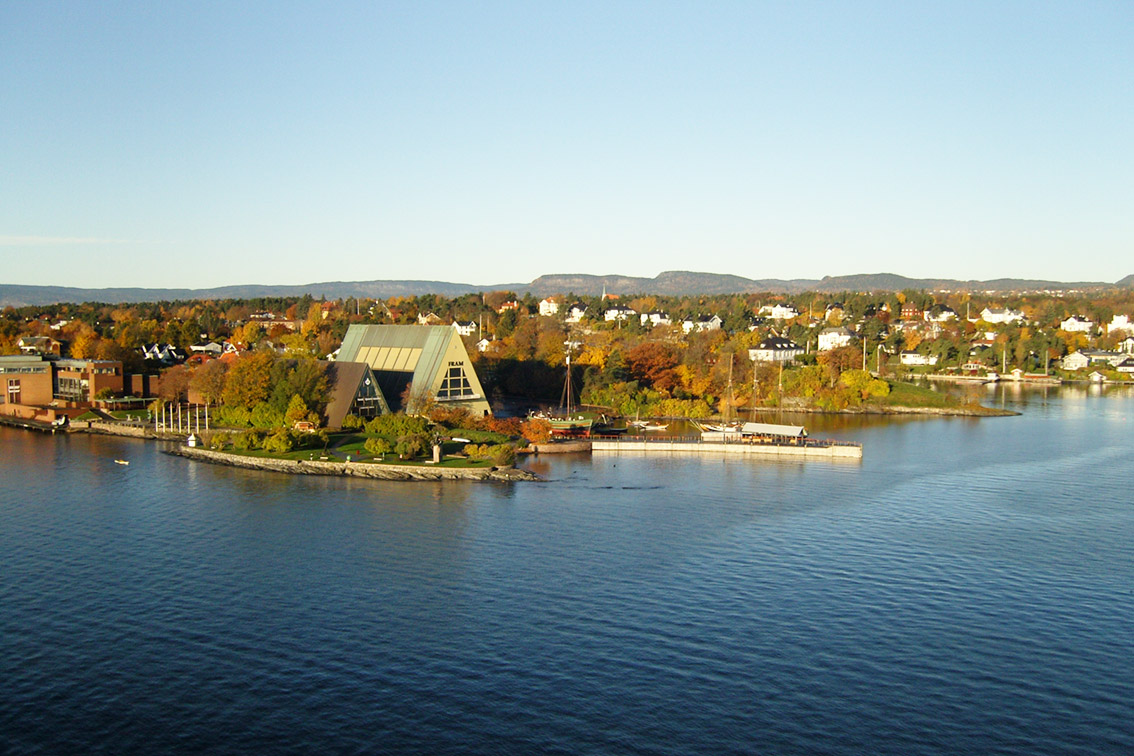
left=2, top=386, right=1131, bottom=755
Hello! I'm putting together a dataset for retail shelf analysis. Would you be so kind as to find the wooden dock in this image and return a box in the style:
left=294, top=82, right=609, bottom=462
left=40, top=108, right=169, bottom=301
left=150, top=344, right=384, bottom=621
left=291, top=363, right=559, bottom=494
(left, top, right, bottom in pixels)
left=591, top=434, right=862, bottom=459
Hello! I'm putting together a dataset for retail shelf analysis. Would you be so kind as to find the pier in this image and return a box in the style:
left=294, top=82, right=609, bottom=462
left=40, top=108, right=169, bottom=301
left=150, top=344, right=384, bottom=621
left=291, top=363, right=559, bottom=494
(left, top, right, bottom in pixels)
left=591, top=434, right=862, bottom=459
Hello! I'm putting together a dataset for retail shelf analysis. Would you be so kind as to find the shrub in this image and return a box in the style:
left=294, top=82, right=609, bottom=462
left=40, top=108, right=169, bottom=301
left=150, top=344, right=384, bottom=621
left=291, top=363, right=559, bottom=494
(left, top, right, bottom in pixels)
left=488, top=444, right=516, bottom=467
left=209, top=431, right=231, bottom=450
left=213, top=405, right=252, bottom=428
left=428, top=405, right=478, bottom=430
left=262, top=430, right=295, bottom=454
left=462, top=443, right=516, bottom=466
left=394, top=432, right=430, bottom=459
left=232, top=430, right=263, bottom=451
left=340, top=414, right=364, bottom=430
left=250, top=402, right=285, bottom=429
left=484, top=416, right=523, bottom=436
left=520, top=417, right=552, bottom=445
left=295, top=429, right=329, bottom=449
left=366, top=413, right=430, bottom=438
left=364, top=437, right=393, bottom=457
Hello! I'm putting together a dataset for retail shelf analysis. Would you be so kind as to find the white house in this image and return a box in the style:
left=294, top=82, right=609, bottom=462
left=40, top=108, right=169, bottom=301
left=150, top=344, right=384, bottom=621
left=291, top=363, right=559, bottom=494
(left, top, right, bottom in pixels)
left=1107, top=314, right=1133, bottom=334
left=1116, top=357, right=1134, bottom=374
left=900, top=351, right=939, bottom=366
left=1062, top=350, right=1126, bottom=371
left=190, top=341, right=224, bottom=356
left=749, top=336, right=804, bottom=363
left=475, top=337, right=493, bottom=353
left=640, top=311, right=672, bottom=327
left=604, top=305, right=636, bottom=322
left=760, top=304, right=800, bottom=321
left=682, top=315, right=722, bottom=334
left=817, top=327, right=856, bottom=352
left=538, top=297, right=561, bottom=317
left=1119, top=336, right=1134, bottom=354
left=452, top=320, right=477, bottom=337
left=565, top=303, right=587, bottom=323
left=924, top=304, right=958, bottom=322
left=1060, top=315, right=1094, bottom=333
left=980, top=307, right=1025, bottom=324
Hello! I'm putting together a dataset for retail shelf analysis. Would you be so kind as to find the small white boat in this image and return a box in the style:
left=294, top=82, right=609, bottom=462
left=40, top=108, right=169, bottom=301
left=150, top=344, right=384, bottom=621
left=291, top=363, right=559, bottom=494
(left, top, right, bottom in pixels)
left=696, top=421, right=743, bottom=433
left=640, top=423, right=668, bottom=431
left=114, top=459, right=129, bottom=466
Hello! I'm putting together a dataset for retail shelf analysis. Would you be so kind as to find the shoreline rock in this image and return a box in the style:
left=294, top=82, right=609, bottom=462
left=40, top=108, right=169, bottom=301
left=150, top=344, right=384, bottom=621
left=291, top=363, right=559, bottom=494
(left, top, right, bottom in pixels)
left=167, top=445, right=542, bottom=482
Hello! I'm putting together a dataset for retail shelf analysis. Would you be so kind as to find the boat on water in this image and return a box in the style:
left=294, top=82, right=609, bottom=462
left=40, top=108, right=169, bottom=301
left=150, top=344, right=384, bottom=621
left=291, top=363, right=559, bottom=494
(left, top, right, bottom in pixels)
left=532, top=410, right=594, bottom=436
left=114, top=459, right=129, bottom=466
left=628, top=413, right=667, bottom=431
left=695, top=421, right=744, bottom=434
left=535, top=346, right=595, bottom=437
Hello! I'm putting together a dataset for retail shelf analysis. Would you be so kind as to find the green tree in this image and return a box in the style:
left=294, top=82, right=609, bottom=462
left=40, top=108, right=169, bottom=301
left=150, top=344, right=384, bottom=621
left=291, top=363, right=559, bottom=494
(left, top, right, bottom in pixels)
left=284, top=394, right=313, bottom=427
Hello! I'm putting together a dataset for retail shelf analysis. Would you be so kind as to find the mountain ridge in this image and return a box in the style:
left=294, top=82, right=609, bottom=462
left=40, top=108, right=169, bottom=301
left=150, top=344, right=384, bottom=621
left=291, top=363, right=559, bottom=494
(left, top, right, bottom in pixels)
left=1, top=272, right=1129, bottom=307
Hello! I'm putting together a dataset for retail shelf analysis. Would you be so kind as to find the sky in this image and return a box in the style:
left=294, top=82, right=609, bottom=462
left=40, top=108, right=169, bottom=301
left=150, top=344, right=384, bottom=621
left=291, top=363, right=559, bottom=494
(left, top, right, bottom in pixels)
left=2, top=1, right=1131, bottom=289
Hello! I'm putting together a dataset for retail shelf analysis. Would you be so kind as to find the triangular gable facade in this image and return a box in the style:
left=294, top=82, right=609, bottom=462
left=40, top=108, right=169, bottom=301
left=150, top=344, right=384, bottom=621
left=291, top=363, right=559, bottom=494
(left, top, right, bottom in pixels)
left=322, top=361, right=391, bottom=429
left=337, top=325, right=490, bottom=415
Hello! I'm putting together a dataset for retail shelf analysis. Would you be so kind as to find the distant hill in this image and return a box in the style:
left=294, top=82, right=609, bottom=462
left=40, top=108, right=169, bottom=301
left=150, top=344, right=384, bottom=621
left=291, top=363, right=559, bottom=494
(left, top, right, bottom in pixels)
left=1, top=271, right=1127, bottom=307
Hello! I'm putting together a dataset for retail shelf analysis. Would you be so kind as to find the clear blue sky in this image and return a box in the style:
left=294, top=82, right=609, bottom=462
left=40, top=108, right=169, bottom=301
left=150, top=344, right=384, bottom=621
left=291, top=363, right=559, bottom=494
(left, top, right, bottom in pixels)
left=2, top=1, right=1131, bottom=288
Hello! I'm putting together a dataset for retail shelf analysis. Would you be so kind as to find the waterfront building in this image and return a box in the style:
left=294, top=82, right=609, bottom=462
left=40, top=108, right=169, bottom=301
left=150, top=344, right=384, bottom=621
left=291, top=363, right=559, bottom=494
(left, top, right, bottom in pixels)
left=900, top=351, right=939, bottom=366
left=337, top=325, right=490, bottom=415
left=0, top=355, right=54, bottom=407
left=321, top=361, right=391, bottom=429
left=1062, top=350, right=1128, bottom=371
left=53, top=359, right=125, bottom=403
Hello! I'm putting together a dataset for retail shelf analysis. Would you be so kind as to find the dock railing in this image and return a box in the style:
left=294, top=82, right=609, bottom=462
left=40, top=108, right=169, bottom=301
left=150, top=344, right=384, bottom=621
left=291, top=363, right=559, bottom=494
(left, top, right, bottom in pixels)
left=591, top=433, right=861, bottom=449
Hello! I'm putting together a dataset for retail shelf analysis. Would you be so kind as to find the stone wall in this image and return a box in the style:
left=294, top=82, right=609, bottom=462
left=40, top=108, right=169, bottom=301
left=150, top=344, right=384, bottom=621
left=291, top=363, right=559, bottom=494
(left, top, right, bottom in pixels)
left=168, top=446, right=540, bottom=482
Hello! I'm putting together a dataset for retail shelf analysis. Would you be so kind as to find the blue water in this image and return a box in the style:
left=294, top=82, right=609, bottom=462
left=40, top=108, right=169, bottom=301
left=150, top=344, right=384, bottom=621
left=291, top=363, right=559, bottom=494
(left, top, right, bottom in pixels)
left=1, top=385, right=1132, bottom=754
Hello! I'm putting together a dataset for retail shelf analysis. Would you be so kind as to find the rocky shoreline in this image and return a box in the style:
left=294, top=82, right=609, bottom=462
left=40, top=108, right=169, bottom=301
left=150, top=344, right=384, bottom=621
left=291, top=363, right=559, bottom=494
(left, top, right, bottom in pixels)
left=167, top=445, right=542, bottom=482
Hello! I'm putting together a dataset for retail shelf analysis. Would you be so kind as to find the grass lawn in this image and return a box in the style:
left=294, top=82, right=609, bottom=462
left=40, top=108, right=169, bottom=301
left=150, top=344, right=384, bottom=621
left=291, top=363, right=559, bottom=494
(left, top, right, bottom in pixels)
left=110, top=409, right=150, bottom=420
left=878, top=381, right=963, bottom=409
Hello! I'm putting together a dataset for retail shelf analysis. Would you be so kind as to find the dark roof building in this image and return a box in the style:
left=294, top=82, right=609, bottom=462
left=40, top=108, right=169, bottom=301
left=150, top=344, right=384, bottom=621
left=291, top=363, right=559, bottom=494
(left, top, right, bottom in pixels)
left=322, top=361, right=390, bottom=429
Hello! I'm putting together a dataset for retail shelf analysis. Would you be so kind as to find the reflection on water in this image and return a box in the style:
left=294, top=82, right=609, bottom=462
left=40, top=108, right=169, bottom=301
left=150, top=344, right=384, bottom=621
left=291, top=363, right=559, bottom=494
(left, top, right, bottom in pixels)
left=1, top=386, right=1132, bottom=755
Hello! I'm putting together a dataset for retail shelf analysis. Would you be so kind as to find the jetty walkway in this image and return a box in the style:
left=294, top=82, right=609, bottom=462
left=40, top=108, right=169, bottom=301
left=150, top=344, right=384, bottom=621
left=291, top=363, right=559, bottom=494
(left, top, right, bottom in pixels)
left=591, top=434, right=862, bottom=460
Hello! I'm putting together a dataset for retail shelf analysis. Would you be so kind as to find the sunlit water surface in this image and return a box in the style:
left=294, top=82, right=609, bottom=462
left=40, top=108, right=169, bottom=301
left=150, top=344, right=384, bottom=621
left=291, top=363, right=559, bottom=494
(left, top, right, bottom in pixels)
left=1, top=385, right=1131, bottom=754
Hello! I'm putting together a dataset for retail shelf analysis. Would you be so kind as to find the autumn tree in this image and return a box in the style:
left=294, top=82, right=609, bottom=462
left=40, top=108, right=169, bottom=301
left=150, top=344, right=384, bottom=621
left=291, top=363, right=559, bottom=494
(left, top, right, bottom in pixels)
left=190, top=359, right=229, bottom=404
left=159, top=364, right=191, bottom=401
left=222, top=351, right=275, bottom=408
left=626, top=342, right=679, bottom=391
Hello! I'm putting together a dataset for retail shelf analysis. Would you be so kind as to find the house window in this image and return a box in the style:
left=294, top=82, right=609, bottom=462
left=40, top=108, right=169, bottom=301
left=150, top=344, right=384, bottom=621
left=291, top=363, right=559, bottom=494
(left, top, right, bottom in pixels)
left=437, top=365, right=475, bottom=399
left=7, top=378, right=20, bottom=405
